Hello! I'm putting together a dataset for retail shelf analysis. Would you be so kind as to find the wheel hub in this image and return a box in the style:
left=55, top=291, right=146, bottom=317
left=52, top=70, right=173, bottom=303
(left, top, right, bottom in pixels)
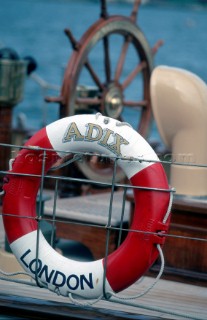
left=104, top=84, right=123, bottom=118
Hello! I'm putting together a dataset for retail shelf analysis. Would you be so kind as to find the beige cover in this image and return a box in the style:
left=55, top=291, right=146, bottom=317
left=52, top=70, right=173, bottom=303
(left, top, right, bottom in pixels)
left=150, top=66, right=207, bottom=196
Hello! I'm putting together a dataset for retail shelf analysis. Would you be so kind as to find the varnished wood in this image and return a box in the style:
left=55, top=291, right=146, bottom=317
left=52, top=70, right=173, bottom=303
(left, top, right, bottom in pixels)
left=126, top=191, right=207, bottom=286
left=0, top=106, right=12, bottom=172
left=54, top=219, right=121, bottom=259
left=0, top=276, right=206, bottom=319
left=0, top=292, right=154, bottom=320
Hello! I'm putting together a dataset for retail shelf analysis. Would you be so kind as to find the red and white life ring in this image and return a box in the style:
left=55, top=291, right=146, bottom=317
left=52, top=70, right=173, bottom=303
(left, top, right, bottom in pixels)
left=2, top=114, right=171, bottom=299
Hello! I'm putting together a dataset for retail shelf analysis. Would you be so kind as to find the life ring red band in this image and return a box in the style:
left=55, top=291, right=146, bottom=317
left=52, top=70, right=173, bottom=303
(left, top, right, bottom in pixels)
left=2, top=114, right=171, bottom=299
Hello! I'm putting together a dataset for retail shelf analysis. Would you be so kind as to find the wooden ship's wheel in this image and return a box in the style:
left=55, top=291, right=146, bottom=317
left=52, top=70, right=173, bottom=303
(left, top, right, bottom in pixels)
left=47, top=0, right=162, bottom=185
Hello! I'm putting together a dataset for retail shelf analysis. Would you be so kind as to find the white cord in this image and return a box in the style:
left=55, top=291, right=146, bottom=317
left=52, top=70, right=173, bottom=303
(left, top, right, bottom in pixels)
left=107, top=244, right=165, bottom=301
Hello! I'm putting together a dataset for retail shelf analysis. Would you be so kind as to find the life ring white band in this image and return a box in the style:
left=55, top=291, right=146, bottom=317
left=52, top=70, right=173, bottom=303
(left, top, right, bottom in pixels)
left=46, top=114, right=158, bottom=179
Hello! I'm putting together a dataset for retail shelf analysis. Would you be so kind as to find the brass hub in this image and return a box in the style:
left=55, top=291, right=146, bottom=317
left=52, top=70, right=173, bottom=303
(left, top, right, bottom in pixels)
left=104, top=84, right=123, bottom=118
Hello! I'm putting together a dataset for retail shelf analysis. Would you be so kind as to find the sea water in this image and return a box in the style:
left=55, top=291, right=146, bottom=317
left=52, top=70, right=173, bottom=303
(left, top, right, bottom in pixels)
left=0, top=0, right=207, bottom=142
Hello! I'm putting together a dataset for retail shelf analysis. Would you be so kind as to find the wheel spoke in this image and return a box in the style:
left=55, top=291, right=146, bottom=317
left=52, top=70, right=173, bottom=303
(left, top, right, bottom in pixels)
left=75, top=97, right=101, bottom=106
left=123, top=99, right=148, bottom=108
left=130, top=0, right=141, bottom=23
left=85, top=59, right=104, bottom=91
left=122, top=61, right=147, bottom=90
left=114, top=36, right=131, bottom=82
left=151, top=39, right=164, bottom=56
left=103, top=36, right=111, bottom=83
left=100, top=0, right=108, bottom=18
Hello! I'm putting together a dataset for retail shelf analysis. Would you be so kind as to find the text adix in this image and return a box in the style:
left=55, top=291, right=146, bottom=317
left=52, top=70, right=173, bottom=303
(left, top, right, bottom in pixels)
left=63, top=122, right=129, bottom=156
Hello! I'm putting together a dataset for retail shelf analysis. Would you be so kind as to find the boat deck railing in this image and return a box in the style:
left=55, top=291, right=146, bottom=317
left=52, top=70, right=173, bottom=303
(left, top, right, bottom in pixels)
left=0, top=142, right=207, bottom=319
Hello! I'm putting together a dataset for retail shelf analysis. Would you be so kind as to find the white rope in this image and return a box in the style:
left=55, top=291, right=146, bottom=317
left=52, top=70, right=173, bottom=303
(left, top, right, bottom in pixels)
left=9, top=158, right=15, bottom=171
left=67, top=181, right=171, bottom=304
left=68, top=293, right=103, bottom=306
left=106, top=190, right=174, bottom=301
left=0, top=268, right=32, bottom=278
left=95, top=112, right=102, bottom=119
left=163, top=188, right=174, bottom=223
left=116, top=121, right=132, bottom=128
left=107, top=244, right=165, bottom=301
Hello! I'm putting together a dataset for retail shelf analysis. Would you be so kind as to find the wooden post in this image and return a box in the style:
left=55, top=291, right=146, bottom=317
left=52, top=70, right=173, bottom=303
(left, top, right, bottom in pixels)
left=0, top=106, right=13, bottom=172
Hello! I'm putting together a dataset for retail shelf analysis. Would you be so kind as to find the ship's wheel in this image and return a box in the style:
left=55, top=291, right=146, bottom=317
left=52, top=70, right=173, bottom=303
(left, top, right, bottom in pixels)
left=47, top=0, right=162, bottom=184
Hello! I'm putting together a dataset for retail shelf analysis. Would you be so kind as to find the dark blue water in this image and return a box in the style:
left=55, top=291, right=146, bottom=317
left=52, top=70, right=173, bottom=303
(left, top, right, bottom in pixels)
left=0, top=0, right=207, bottom=140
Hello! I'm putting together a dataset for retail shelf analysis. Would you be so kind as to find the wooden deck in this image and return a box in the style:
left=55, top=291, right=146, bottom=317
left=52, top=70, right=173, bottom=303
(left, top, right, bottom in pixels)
left=0, top=274, right=206, bottom=319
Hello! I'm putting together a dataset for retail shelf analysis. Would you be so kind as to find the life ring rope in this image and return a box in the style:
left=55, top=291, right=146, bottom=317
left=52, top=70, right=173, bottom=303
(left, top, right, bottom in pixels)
left=104, top=190, right=174, bottom=301
left=2, top=114, right=173, bottom=300
left=68, top=244, right=165, bottom=306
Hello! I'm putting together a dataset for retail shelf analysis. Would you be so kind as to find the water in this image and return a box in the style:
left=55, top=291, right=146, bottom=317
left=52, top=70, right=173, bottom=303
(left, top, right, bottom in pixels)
left=0, top=0, right=207, bottom=141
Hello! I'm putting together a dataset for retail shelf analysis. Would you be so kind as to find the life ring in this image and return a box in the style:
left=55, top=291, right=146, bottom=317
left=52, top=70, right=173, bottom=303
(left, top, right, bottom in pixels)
left=2, top=114, right=171, bottom=299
